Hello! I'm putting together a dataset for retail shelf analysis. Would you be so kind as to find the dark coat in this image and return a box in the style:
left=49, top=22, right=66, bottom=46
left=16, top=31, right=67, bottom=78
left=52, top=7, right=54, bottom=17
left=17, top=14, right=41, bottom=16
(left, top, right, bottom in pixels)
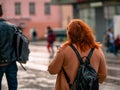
left=47, top=32, right=56, bottom=44
left=0, top=19, right=16, bottom=64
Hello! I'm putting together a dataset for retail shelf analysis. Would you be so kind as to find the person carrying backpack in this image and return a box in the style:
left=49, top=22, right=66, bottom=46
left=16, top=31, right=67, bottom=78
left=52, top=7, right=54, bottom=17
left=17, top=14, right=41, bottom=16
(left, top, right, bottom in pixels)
left=0, top=5, right=18, bottom=90
left=48, top=19, right=107, bottom=90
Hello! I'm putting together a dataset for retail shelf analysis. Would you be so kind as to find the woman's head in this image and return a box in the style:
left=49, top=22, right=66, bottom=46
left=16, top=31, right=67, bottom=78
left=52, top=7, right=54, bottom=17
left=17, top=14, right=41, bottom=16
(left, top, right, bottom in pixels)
left=63, top=19, right=101, bottom=51
left=67, top=19, right=93, bottom=43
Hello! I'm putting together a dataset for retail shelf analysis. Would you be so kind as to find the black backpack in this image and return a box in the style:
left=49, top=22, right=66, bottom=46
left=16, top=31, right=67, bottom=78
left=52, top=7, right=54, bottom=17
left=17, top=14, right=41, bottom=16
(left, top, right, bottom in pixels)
left=14, top=26, right=30, bottom=70
left=63, top=44, right=99, bottom=90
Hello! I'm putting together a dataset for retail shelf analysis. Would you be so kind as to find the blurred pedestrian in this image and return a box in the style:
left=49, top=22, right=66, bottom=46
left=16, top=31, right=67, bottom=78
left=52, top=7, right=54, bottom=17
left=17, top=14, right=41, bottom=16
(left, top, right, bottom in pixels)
left=106, top=28, right=117, bottom=55
left=30, top=28, right=37, bottom=41
left=0, top=5, right=18, bottom=90
left=104, top=32, right=110, bottom=48
left=114, top=35, right=120, bottom=53
left=47, top=26, right=56, bottom=58
left=32, top=28, right=37, bottom=41
left=48, top=19, right=107, bottom=90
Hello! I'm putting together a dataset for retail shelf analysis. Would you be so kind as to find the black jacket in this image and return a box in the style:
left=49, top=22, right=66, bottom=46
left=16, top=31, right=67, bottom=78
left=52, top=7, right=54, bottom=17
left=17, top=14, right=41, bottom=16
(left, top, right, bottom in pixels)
left=0, top=18, right=16, bottom=64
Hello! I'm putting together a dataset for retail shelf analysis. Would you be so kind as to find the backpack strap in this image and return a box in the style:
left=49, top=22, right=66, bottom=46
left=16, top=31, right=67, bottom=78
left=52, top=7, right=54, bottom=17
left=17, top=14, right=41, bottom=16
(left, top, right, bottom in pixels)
left=62, top=67, right=71, bottom=85
left=69, top=44, right=94, bottom=64
left=69, top=44, right=83, bottom=64
left=87, top=48, right=94, bottom=64
left=62, top=44, right=82, bottom=87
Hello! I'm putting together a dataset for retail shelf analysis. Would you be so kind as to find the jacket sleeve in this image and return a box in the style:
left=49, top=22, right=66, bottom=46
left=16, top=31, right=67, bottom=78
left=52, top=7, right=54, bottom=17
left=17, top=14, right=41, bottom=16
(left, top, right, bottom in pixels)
left=98, top=49, right=108, bottom=83
left=48, top=49, right=64, bottom=75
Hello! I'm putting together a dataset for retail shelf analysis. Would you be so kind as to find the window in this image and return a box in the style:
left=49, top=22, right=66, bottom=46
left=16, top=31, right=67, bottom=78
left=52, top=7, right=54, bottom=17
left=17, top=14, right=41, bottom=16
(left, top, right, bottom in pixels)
left=104, top=6, right=115, bottom=19
left=15, top=2, right=21, bottom=15
left=44, top=3, right=51, bottom=15
left=29, top=2, right=35, bottom=15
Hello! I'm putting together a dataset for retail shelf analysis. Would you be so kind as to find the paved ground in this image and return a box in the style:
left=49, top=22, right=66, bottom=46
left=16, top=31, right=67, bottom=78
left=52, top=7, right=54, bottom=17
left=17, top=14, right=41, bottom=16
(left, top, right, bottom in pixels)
left=2, top=41, right=120, bottom=90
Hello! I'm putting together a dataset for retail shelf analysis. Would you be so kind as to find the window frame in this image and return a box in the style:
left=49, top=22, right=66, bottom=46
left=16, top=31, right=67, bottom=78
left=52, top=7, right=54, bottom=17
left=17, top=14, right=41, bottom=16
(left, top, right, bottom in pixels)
left=44, top=2, right=51, bottom=15
left=15, top=2, right=21, bottom=15
left=29, top=2, right=36, bottom=15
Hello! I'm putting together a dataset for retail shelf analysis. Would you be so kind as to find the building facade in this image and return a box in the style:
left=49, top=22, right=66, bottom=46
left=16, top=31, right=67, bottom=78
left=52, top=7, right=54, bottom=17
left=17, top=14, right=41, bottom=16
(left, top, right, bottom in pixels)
left=51, top=0, right=120, bottom=42
left=0, top=0, right=62, bottom=40
left=78, top=1, right=120, bottom=42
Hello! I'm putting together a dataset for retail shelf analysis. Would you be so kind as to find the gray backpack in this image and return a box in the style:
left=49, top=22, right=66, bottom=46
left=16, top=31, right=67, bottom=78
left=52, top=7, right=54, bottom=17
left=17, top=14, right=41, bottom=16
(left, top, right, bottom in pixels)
left=14, top=26, right=30, bottom=70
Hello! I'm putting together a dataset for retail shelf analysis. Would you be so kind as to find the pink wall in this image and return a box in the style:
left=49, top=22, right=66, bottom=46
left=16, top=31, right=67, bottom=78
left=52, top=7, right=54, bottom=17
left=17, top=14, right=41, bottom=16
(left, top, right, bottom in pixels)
left=1, top=0, right=62, bottom=40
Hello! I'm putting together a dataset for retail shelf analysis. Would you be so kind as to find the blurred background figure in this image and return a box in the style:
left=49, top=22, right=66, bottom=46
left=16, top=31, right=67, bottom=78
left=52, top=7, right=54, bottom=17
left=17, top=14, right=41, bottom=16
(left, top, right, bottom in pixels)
left=47, top=26, right=56, bottom=58
left=104, top=31, right=110, bottom=49
left=30, top=28, right=37, bottom=42
left=114, top=35, right=120, bottom=53
left=106, top=28, right=117, bottom=55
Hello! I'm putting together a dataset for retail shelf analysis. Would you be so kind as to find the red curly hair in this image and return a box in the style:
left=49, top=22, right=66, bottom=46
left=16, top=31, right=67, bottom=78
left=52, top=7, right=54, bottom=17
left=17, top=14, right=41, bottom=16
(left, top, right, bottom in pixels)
left=62, top=19, right=102, bottom=52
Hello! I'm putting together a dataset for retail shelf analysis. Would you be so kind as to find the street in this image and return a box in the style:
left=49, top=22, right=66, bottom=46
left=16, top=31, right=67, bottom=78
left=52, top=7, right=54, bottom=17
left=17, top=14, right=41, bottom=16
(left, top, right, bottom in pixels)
left=2, top=41, right=120, bottom=90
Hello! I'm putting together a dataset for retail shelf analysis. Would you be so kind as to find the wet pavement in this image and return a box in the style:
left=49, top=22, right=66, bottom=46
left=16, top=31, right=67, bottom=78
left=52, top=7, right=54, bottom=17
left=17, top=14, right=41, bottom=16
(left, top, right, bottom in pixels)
left=2, top=41, right=120, bottom=90
left=2, top=67, right=56, bottom=90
